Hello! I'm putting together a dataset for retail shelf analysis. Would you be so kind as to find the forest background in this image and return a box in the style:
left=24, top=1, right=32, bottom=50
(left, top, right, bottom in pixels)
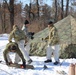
left=0, top=0, right=76, bottom=33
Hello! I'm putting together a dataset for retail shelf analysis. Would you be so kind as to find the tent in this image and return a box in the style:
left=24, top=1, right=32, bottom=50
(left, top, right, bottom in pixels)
left=29, top=15, right=76, bottom=56
left=30, top=27, right=49, bottom=43
left=54, top=15, right=76, bottom=44
left=30, top=15, right=76, bottom=44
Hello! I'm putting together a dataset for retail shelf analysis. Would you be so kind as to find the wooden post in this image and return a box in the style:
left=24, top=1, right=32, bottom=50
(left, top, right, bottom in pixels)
left=75, top=63, right=76, bottom=75
left=68, top=63, right=75, bottom=75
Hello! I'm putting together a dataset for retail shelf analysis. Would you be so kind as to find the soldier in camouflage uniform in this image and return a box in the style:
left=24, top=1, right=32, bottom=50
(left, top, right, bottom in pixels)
left=44, top=21, right=60, bottom=65
left=8, top=25, right=32, bottom=64
left=22, top=20, right=34, bottom=55
left=3, top=42, right=26, bottom=68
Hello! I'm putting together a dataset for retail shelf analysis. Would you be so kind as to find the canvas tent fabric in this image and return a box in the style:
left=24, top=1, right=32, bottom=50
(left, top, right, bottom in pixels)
left=30, top=27, right=49, bottom=43
left=54, top=15, right=76, bottom=44
left=29, top=15, right=76, bottom=56
left=30, top=15, right=76, bottom=44
left=29, top=28, right=49, bottom=56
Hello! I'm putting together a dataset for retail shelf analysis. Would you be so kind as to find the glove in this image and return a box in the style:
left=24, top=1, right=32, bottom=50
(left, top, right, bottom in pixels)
left=20, top=61, right=26, bottom=68
left=6, top=61, right=13, bottom=65
left=31, top=36, right=34, bottom=40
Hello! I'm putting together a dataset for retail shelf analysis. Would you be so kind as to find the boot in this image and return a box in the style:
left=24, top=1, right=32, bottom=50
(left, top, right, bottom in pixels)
left=68, top=63, right=75, bottom=75
left=20, top=61, right=26, bottom=69
left=28, top=59, right=32, bottom=64
left=53, top=61, right=59, bottom=65
left=44, top=59, right=52, bottom=63
left=6, top=61, right=13, bottom=65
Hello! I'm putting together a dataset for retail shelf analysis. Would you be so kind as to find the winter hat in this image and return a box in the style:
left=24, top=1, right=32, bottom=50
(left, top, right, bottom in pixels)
left=48, top=21, right=53, bottom=25
left=24, top=20, right=29, bottom=25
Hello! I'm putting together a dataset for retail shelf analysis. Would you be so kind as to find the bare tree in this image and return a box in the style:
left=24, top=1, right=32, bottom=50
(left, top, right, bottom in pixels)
left=54, top=0, right=58, bottom=22
left=4, top=0, right=15, bottom=30
left=29, top=0, right=31, bottom=19
left=0, top=1, right=7, bottom=33
left=36, top=0, right=39, bottom=19
left=61, top=0, right=64, bottom=19
left=65, top=0, right=69, bottom=17
left=3, top=2, right=6, bottom=32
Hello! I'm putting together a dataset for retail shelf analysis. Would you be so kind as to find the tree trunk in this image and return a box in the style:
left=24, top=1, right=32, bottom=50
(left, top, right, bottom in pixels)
left=65, top=0, right=69, bottom=17
left=37, top=0, right=39, bottom=19
left=55, top=0, right=58, bottom=22
left=9, top=0, right=14, bottom=30
left=61, top=0, right=64, bottom=19
left=29, top=3, right=31, bottom=19
left=0, top=4, right=4, bottom=33
left=4, top=0, right=14, bottom=31
left=3, top=3, right=6, bottom=33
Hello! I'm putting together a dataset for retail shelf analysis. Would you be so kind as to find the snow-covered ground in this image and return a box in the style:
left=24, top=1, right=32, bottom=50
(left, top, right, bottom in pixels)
left=0, top=34, right=76, bottom=75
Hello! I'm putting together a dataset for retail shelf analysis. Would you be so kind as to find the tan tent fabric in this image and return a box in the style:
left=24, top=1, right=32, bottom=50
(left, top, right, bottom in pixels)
left=30, top=15, right=76, bottom=44
left=29, top=15, right=76, bottom=56
left=54, top=15, right=76, bottom=44
left=30, top=27, right=49, bottom=43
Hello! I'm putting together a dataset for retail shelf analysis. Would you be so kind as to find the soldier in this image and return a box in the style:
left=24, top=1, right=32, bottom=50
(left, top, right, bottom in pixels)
left=22, top=20, right=34, bottom=55
left=8, top=25, right=32, bottom=64
left=44, top=21, right=60, bottom=65
left=3, top=42, right=26, bottom=68
left=22, top=20, right=34, bottom=40
left=22, top=20, right=29, bottom=39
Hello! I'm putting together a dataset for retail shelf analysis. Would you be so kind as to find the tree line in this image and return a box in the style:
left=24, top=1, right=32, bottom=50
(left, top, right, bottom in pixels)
left=0, top=0, right=76, bottom=33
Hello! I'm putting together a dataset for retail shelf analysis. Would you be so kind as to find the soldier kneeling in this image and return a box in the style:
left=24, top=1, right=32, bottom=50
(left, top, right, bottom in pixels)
left=3, top=42, right=26, bottom=68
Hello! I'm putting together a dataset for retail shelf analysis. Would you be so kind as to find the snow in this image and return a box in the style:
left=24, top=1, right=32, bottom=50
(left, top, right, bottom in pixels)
left=0, top=34, right=76, bottom=75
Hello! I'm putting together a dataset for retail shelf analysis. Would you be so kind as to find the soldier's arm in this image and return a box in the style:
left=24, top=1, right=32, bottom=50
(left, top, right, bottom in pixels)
left=50, top=27, right=56, bottom=39
left=3, top=43, right=11, bottom=63
left=8, top=30, right=14, bottom=42
left=3, top=49, right=9, bottom=63
left=52, top=27, right=56, bottom=37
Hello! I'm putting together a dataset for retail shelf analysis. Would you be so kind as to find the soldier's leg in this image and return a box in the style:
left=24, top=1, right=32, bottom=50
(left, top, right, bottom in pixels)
left=17, top=40, right=30, bottom=62
left=6, top=53, right=12, bottom=62
left=53, top=45, right=60, bottom=62
left=25, top=42, right=30, bottom=55
left=14, top=53, right=21, bottom=63
left=46, top=45, right=53, bottom=60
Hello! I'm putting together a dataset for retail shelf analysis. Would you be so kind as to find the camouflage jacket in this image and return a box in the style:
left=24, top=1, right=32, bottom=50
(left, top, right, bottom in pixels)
left=45, top=26, right=59, bottom=45
left=9, top=26, right=27, bottom=42
left=22, top=25, right=28, bottom=36
left=3, top=42, right=25, bottom=63
left=22, top=25, right=31, bottom=40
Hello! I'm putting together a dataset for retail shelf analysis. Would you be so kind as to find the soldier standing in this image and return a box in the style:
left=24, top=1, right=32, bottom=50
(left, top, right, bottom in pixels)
left=44, top=21, right=60, bottom=65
